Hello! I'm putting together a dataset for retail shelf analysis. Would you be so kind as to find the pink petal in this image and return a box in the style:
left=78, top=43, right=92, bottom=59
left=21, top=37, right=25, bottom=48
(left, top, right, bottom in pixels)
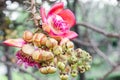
left=16, top=59, right=23, bottom=66
left=3, top=38, right=26, bottom=48
left=48, top=2, right=64, bottom=16
left=40, top=7, right=47, bottom=23
left=63, top=31, right=78, bottom=39
left=58, top=9, right=76, bottom=27
left=42, top=18, right=64, bottom=36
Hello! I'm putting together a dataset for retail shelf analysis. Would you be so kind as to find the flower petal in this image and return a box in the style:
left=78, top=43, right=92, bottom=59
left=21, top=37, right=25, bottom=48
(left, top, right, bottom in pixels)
left=58, top=9, right=76, bottom=27
left=63, top=31, right=78, bottom=39
left=43, top=16, right=65, bottom=36
left=3, top=38, right=26, bottom=48
left=48, top=2, right=64, bottom=16
left=40, top=7, right=47, bottom=23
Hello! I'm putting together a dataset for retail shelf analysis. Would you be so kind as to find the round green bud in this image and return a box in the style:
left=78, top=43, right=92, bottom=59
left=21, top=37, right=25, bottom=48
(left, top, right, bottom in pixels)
left=57, top=62, right=65, bottom=71
left=68, top=56, right=78, bottom=64
left=71, top=70, right=78, bottom=77
left=60, top=74, right=69, bottom=80
left=85, top=64, right=91, bottom=71
left=66, top=41, right=74, bottom=49
left=53, top=46, right=63, bottom=55
left=78, top=65, right=85, bottom=73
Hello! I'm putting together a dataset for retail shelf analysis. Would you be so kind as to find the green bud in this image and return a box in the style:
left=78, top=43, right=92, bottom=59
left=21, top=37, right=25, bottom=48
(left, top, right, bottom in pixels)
left=47, top=66, right=57, bottom=74
left=86, top=55, right=92, bottom=62
left=78, top=65, right=85, bottom=73
left=68, top=56, right=78, bottom=64
left=58, top=62, right=65, bottom=71
left=60, top=74, right=69, bottom=80
left=46, top=38, right=58, bottom=48
left=71, top=64, right=77, bottom=70
left=66, top=48, right=74, bottom=55
left=71, top=70, right=78, bottom=77
left=77, top=59, right=83, bottom=65
left=66, top=41, right=74, bottom=49
left=75, top=48, right=82, bottom=57
left=61, top=44, right=67, bottom=52
left=85, top=64, right=91, bottom=71
left=39, top=67, right=48, bottom=74
left=53, top=46, right=63, bottom=55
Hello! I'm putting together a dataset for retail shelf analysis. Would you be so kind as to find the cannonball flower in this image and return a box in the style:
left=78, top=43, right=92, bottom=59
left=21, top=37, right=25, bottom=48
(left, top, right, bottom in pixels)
left=40, top=2, right=78, bottom=40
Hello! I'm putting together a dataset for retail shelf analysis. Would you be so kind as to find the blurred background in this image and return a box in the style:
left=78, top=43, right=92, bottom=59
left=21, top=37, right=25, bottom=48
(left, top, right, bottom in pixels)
left=0, top=0, right=120, bottom=80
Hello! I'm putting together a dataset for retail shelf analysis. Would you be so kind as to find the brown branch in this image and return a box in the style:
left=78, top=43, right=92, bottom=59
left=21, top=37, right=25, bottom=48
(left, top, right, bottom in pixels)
left=89, top=39, right=117, bottom=67
left=99, top=65, right=120, bottom=80
left=72, top=38, right=92, bottom=47
left=0, top=60, right=41, bottom=80
left=77, top=22, right=120, bottom=38
left=30, top=0, right=41, bottom=27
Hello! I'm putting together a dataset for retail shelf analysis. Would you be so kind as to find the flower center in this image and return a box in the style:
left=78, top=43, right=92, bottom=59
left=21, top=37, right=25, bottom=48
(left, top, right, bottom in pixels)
left=52, top=15, right=69, bottom=32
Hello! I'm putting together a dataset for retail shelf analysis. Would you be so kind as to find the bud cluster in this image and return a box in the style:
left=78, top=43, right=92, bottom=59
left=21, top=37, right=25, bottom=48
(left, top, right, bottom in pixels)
left=15, top=30, right=92, bottom=80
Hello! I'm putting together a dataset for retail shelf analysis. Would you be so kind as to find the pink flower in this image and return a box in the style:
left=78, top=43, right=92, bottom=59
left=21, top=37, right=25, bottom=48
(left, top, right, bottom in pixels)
left=40, top=2, right=78, bottom=40
left=3, top=38, right=26, bottom=48
left=16, top=50, right=40, bottom=68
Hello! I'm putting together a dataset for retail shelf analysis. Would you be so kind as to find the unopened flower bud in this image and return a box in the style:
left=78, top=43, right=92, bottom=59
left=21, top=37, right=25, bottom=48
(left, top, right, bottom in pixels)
left=21, top=44, right=34, bottom=56
left=59, top=54, right=67, bottom=61
left=64, top=65, right=71, bottom=73
left=46, top=38, right=58, bottom=48
left=32, top=49, right=42, bottom=62
left=71, top=70, right=78, bottom=77
left=60, top=38, right=69, bottom=46
left=60, top=38, right=69, bottom=51
left=60, top=74, right=69, bottom=80
left=66, top=41, right=74, bottom=49
left=71, top=64, right=77, bottom=70
left=46, top=51, right=54, bottom=61
left=54, top=57, right=58, bottom=66
left=75, top=48, right=83, bottom=57
left=77, top=59, right=82, bottom=65
left=40, top=50, right=47, bottom=61
left=88, top=56, right=92, bottom=62
left=23, top=31, right=33, bottom=42
left=32, top=33, right=45, bottom=47
left=47, top=66, right=57, bottom=74
left=85, top=64, right=91, bottom=71
left=53, top=46, right=63, bottom=55
left=68, top=56, right=78, bottom=64
left=39, top=67, right=48, bottom=74
left=57, top=62, right=65, bottom=71
left=41, top=36, right=48, bottom=46
left=66, top=48, right=74, bottom=55
left=78, top=65, right=85, bottom=73
left=42, top=51, right=54, bottom=62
